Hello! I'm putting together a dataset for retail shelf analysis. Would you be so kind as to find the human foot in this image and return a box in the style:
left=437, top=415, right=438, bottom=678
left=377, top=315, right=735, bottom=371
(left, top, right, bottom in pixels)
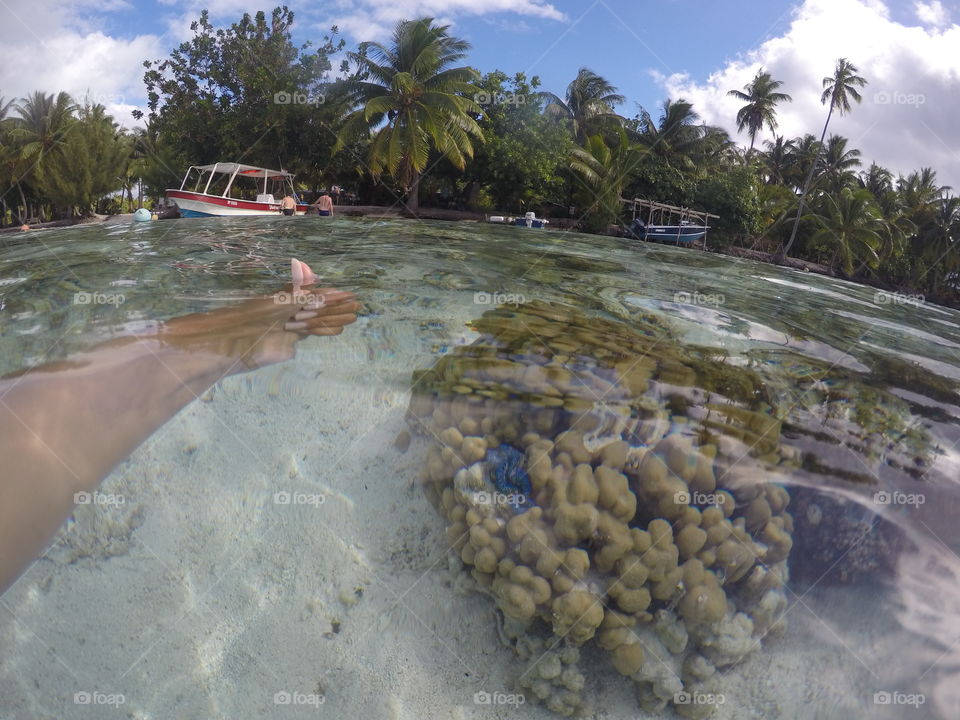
left=158, top=258, right=360, bottom=371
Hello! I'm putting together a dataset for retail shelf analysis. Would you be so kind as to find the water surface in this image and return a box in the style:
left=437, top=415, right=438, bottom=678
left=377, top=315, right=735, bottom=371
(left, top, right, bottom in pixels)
left=1, top=217, right=958, bottom=719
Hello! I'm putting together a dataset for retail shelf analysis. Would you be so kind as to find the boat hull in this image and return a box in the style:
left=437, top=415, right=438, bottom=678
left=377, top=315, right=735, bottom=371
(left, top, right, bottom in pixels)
left=627, top=222, right=706, bottom=244
left=166, top=190, right=309, bottom=217
left=513, top=218, right=549, bottom=228
left=642, top=226, right=706, bottom=243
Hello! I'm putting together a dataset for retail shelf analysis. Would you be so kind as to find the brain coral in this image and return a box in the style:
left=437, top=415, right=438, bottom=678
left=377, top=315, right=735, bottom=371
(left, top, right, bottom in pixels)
left=406, top=301, right=794, bottom=717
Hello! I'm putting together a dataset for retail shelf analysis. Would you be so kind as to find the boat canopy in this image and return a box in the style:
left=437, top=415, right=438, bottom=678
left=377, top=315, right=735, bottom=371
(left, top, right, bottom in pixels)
left=190, top=163, right=294, bottom=178
left=622, top=198, right=719, bottom=224
left=177, top=162, right=298, bottom=198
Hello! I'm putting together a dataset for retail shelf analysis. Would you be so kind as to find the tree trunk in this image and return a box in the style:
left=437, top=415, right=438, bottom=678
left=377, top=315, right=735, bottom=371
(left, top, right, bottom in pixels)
left=829, top=245, right=840, bottom=275
left=406, top=169, right=420, bottom=214
left=776, top=103, right=836, bottom=263
left=16, top=182, right=27, bottom=223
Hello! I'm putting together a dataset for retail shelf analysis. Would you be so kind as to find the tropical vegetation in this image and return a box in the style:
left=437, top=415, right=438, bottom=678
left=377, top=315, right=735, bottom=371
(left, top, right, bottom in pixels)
left=1, top=10, right=957, bottom=307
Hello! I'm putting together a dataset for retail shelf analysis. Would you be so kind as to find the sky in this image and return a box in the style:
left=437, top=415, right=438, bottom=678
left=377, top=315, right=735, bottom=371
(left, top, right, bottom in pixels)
left=2, top=0, right=959, bottom=187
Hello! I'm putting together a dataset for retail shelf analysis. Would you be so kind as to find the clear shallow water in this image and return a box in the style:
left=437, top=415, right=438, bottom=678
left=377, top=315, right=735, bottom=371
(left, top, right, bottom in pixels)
left=1, top=217, right=959, bottom=719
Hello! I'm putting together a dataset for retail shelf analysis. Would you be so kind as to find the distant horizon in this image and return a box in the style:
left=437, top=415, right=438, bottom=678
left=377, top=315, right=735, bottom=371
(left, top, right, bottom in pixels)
left=1, top=0, right=958, bottom=187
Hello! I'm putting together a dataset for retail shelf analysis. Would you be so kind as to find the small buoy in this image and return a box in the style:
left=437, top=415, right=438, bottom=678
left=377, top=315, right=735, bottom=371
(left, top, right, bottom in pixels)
left=151, top=213, right=159, bottom=221
left=133, top=208, right=152, bottom=222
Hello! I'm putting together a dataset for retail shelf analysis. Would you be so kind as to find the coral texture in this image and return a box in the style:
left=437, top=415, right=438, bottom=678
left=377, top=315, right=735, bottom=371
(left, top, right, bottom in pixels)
left=407, top=302, right=794, bottom=716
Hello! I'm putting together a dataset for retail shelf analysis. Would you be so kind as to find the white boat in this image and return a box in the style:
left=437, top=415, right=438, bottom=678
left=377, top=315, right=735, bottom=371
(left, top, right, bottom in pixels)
left=513, top=212, right=549, bottom=229
left=166, top=162, right=309, bottom=217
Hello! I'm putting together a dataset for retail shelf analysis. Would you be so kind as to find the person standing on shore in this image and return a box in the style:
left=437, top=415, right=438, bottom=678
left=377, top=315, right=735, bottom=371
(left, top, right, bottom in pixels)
left=313, top=191, right=334, bottom=217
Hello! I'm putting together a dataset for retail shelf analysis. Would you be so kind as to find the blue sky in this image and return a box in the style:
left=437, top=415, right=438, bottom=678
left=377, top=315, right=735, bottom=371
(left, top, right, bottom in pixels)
left=460, top=0, right=801, bottom=115
left=2, top=0, right=959, bottom=185
left=30, top=0, right=804, bottom=115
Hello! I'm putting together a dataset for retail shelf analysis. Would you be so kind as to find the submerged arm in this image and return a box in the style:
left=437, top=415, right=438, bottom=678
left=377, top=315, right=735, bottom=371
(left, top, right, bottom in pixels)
left=0, top=262, right=358, bottom=593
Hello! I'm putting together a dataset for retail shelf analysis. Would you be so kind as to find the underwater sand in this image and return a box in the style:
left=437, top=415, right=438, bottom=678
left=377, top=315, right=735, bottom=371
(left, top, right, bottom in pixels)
left=2, top=218, right=956, bottom=720
left=0, top=314, right=877, bottom=720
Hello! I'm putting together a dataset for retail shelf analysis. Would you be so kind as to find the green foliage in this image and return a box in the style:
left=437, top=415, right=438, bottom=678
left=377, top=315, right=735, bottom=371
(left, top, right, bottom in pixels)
left=809, top=188, right=882, bottom=275
left=336, top=17, right=483, bottom=210
left=0, top=92, right=131, bottom=219
left=40, top=103, right=128, bottom=216
left=0, top=12, right=957, bottom=309
left=727, top=70, right=792, bottom=153
left=137, top=7, right=346, bottom=185
left=569, top=128, right=646, bottom=233
left=463, top=71, right=571, bottom=212
left=539, top=67, right=625, bottom=143
left=690, top=165, right=763, bottom=245
left=780, top=58, right=868, bottom=260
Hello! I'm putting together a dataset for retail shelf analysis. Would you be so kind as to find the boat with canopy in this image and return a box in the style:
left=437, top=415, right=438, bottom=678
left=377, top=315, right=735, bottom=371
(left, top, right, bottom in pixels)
left=166, top=163, right=309, bottom=217
left=623, top=198, right=719, bottom=246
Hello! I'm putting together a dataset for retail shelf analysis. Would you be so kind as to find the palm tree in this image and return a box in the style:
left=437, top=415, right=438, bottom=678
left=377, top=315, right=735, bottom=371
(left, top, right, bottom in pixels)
left=0, top=95, right=16, bottom=224
left=762, top=136, right=796, bottom=185
left=778, top=59, right=867, bottom=261
left=13, top=91, right=76, bottom=181
left=899, top=167, right=948, bottom=221
left=569, top=127, right=646, bottom=233
left=860, top=163, right=894, bottom=200
left=336, top=18, right=483, bottom=212
left=727, top=70, right=792, bottom=155
left=541, top=68, right=625, bottom=143
left=818, top=134, right=861, bottom=194
left=919, top=195, right=960, bottom=294
left=784, top=134, right=822, bottom=192
left=633, top=99, right=706, bottom=172
left=10, top=91, right=77, bottom=219
left=872, top=192, right=914, bottom=271
left=810, top=187, right=883, bottom=275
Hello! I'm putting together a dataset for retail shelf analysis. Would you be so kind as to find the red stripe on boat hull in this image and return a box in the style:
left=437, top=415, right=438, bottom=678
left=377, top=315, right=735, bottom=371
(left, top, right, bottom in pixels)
left=166, top=190, right=309, bottom=214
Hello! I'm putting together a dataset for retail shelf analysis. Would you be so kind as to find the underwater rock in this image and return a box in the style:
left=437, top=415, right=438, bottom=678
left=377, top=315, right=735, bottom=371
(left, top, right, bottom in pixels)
left=788, top=485, right=906, bottom=586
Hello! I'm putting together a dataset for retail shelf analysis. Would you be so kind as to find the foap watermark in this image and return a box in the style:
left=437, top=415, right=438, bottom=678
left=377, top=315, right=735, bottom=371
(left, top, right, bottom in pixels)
left=74, top=691, right=126, bottom=706
left=874, top=290, right=924, bottom=307
left=674, top=690, right=726, bottom=707
left=474, top=290, right=525, bottom=306
left=274, top=691, right=325, bottom=707
left=474, top=690, right=526, bottom=706
left=674, top=290, right=724, bottom=307
left=74, top=291, right=125, bottom=306
left=74, top=491, right=125, bottom=507
left=675, top=490, right=727, bottom=506
left=274, top=290, right=326, bottom=307
left=874, top=91, right=925, bottom=108
left=273, top=91, right=326, bottom=105
left=873, top=690, right=925, bottom=708
left=874, top=490, right=925, bottom=507
left=475, top=491, right=527, bottom=506
left=473, top=92, right=527, bottom=106
left=273, top=491, right=326, bottom=507
left=89, top=93, right=126, bottom=106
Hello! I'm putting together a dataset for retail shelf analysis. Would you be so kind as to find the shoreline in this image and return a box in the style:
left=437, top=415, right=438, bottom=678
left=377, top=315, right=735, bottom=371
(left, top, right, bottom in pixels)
left=4, top=209, right=951, bottom=310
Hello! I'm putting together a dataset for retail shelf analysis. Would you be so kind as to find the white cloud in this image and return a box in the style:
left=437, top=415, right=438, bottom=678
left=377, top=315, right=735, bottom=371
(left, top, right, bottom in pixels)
left=915, top=0, right=951, bottom=27
left=0, top=0, right=163, bottom=128
left=326, top=0, right=566, bottom=42
left=655, top=0, right=960, bottom=188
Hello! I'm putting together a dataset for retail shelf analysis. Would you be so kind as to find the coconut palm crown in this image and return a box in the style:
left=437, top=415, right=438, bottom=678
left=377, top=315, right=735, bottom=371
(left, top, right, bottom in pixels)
left=336, top=18, right=483, bottom=211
